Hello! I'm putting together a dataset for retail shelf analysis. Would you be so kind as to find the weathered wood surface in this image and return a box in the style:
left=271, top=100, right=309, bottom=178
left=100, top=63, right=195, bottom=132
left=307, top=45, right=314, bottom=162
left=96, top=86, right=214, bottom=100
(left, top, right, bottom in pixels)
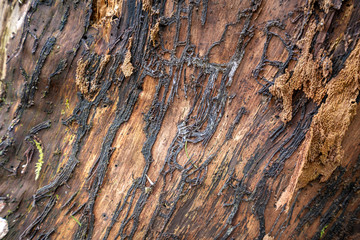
left=0, top=0, right=359, bottom=239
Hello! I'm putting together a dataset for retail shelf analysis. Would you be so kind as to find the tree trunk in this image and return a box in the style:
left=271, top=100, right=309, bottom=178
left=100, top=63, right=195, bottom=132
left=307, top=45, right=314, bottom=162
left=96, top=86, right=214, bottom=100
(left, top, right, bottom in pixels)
left=0, top=0, right=359, bottom=239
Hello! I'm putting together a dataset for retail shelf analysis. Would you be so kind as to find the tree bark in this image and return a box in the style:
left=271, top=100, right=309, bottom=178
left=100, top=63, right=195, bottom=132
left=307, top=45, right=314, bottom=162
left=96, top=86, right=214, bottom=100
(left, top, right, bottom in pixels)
left=0, top=0, right=359, bottom=239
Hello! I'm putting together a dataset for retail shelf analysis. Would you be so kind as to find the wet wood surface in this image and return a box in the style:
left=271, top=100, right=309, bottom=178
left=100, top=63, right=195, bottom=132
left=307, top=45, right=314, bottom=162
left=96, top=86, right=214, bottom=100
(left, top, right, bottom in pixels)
left=0, top=0, right=359, bottom=239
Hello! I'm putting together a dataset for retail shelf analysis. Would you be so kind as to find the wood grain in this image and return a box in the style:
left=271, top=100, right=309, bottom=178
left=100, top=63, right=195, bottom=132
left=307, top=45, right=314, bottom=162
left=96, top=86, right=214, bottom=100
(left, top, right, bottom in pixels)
left=0, top=0, right=359, bottom=239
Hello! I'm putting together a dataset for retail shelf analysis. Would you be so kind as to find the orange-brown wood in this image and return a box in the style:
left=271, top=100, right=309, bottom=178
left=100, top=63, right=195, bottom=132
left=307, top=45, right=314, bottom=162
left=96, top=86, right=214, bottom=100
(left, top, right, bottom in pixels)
left=0, top=0, right=359, bottom=239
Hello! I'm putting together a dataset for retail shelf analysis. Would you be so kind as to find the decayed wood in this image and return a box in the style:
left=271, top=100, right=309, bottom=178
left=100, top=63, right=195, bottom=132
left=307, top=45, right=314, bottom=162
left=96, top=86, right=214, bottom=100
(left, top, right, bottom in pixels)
left=0, top=0, right=359, bottom=239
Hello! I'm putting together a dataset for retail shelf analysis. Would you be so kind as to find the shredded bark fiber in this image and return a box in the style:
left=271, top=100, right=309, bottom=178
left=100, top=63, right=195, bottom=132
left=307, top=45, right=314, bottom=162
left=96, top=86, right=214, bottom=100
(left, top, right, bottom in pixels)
left=75, top=54, right=111, bottom=101
left=270, top=21, right=330, bottom=123
left=150, top=21, right=160, bottom=47
left=299, top=40, right=360, bottom=187
left=121, top=37, right=134, bottom=78
left=1, top=0, right=360, bottom=239
left=91, top=0, right=123, bottom=42
left=142, top=0, right=152, bottom=13
left=272, top=21, right=360, bottom=191
left=121, top=50, right=134, bottom=78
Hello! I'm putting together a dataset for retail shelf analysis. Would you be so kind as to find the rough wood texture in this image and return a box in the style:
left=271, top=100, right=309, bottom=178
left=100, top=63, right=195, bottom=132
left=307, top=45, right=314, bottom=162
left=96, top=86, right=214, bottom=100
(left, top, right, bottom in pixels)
left=0, top=0, right=359, bottom=239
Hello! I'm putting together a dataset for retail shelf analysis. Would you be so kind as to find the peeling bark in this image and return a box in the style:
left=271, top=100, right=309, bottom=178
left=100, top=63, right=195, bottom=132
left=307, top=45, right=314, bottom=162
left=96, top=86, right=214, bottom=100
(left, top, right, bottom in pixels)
left=0, top=0, right=359, bottom=239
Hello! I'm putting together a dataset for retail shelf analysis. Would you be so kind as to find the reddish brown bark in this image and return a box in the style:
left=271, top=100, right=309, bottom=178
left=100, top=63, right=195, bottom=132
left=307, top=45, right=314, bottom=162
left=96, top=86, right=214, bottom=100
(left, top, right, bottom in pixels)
left=0, top=0, right=359, bottom=239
